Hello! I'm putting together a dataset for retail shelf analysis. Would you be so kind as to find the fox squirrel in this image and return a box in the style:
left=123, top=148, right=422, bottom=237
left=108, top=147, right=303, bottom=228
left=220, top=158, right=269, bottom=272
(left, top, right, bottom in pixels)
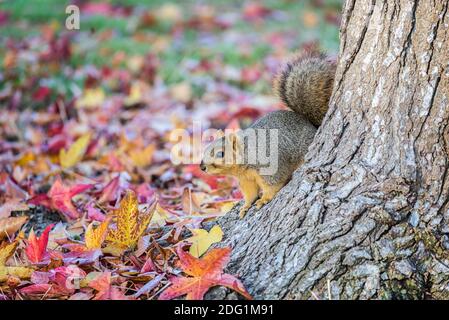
left=200, top=50, right=336, bottom=218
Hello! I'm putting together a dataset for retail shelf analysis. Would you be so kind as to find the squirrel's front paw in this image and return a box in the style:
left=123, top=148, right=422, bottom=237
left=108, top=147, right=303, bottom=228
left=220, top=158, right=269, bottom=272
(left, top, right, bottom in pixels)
left=255, top=198, right=268, bottom=209
left=239, top=205, right=250, bottom=219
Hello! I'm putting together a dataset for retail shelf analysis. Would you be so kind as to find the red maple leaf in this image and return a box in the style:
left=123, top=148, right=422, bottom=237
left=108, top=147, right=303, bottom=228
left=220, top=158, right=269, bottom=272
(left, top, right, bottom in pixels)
left=159, top=246, right=252, bottom=300
left=25, top=224, right=54, bottom=264
left=28, top=177, right=93, bottom=220
left=97, top=176, right=120, bottom=204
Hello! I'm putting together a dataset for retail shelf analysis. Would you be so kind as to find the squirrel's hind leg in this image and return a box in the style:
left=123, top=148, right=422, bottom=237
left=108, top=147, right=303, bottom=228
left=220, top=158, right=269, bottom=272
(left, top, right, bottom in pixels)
left=238, top=178, right=259, bottom=219
left=255, top=181, right=284, bottom=210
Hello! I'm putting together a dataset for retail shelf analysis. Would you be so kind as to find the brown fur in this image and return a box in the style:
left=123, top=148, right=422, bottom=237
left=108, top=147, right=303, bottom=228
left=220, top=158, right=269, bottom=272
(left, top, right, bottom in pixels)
left=273, top=50, right=336, bottom=127
left=201, top=50, right=336, bottom=218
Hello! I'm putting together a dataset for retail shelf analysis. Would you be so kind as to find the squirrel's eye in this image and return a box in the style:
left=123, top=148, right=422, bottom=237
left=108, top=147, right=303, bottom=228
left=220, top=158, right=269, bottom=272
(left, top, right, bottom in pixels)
left=216, top=151, right=224, bottom=158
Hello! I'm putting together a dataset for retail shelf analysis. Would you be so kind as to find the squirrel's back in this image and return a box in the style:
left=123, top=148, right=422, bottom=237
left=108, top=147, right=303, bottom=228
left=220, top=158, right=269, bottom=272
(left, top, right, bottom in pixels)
left=273, top=50, right=336, bottom=127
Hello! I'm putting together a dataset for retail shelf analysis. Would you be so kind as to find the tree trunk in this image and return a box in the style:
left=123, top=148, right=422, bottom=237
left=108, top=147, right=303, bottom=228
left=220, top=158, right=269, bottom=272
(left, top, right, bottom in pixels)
left=215, top=0, right=449, bottom=300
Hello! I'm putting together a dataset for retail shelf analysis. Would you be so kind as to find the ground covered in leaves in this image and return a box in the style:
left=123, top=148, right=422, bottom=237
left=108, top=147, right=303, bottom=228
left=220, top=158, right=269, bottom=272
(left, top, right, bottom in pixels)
left=0, top=0, right=341, bottom=300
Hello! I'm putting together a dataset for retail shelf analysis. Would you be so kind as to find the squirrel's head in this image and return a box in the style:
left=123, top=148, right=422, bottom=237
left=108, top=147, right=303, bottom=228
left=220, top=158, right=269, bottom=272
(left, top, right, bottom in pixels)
left=200, top=132, right=242, bottom=175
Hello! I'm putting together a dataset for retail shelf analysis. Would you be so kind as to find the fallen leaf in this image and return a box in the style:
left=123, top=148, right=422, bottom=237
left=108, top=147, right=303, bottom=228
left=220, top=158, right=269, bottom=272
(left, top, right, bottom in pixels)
left=170, top=82, right=192, bottom=103
left=85, top=218, right=110, bottom=250
left=0, top=200, right=29, bottom=219
left=159, top=246, right=251, bottom=300
left=59, top=133, right=91, bottom=168
left=124, top=81, right=145, bottom=106
left=0, top=241, right=33, bottom=282
left=149, top=203, right=170, bottom=227
left=0, top=241, right=19, bottom=265
left=76, top=87, right=105, bottom=109
left=89, top=272, right=131, bottom=300
left=0, top=216, right=28, bottom=240
left=187, top=225, right=223, bottom=258
left=25, top=224, right=54, bottom=264
left=107, top=191, right=153, bottom=249
left=134, top=273, right=164, bottom=298
left=0, top=266, right=34, bottom=283
left=28, top=177, right=93, bottom=220
left=98, top=176, right=121, bottom=204
left=128, top=144, right=155, bottom=168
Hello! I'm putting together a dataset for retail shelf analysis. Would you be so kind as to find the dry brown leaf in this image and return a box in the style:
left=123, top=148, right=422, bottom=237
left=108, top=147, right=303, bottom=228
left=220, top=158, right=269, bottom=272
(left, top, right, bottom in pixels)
left=0, top=216, right=28, bottom=240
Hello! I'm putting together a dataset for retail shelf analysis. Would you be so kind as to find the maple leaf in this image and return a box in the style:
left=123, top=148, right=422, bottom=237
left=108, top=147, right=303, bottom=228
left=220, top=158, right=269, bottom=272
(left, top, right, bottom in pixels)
left=124, top=81, right=145, bottom=106
left=25, top=224, right=54, bottom=264
left=98, top=176, right=120, bottom=204
left=20, top=266, right=86, bottom=297
left=75, top=87, right=105, bottom=109
left=85, top=217, right=110, bottom=250
left=59, top=133, right=91, bottom=168
left=0, top=241, right=33, bottom=282
left=128, top=144, right=155, bottom=168
left=28, top=177, right=93, bottom=220
left=187, top=225, right=223, bottom=258
left=0, top=216, right=28, bottom=240
left=89, top=272, right=130, bottom=300
left=159, top=246, right=251, bottom=300
left=106, top=191, right=153, bottom=249
left=149, top=203, right=170, bottom=228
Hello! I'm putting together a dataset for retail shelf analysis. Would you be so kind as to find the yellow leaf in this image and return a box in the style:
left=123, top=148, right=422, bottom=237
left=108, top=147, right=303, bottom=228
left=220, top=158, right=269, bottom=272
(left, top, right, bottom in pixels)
left=150, top=203, right=170, bottom=227
left=59, top=133, right=91, bottom=168
left=124, top=82, right=143, bottom=106
left=128, top=144, right=155, bottom=168
left=0, top=241, right=19, bottom=265
left=85, top=218, right=110, bottom=250
left=187, top=225, right=223, bottom=258
left=76, top=87, right=105, bottom=109
left=220, top=201, right=237, bottom=214
left=0, top=241, right=33, bottom=282
left=15, top=152, right=36, bottom=166
left=0, top=216, right=28, bottom=241
left=0, top=266, right=33, bottom=282
left=102, top=244, right=127, bottom=257
left=106, top=191, right=153, bottom=249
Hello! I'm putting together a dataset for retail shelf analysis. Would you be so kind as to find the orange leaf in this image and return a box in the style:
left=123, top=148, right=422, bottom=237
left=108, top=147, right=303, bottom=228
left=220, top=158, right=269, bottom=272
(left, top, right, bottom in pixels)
left=28, top=177, right=93, bottom=220
left=158, top=246, right=251, bottom=300
left=0, top=216, right=28, bottom=240
left=85, top=218, right=110, bottom=250
left=128, top=144, right=155, bottom=168
left=89, top=272, right=131, bottom=300
left=25, top=224, right=53, bottom=264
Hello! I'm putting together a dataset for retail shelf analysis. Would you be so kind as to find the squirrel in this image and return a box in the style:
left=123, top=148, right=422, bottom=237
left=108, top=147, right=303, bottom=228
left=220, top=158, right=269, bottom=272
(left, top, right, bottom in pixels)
left=200, top=50, right=336, bottom=218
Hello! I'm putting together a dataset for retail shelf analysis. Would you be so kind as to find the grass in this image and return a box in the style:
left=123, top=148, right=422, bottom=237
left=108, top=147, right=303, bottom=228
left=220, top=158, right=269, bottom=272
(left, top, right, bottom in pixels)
left=0, top=0, right=341, bottom=94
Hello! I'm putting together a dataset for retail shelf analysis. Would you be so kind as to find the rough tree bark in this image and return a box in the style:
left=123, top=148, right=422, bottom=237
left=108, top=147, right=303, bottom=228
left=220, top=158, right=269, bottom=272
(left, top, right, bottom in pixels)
left=214, top=0, right=449, bottom=299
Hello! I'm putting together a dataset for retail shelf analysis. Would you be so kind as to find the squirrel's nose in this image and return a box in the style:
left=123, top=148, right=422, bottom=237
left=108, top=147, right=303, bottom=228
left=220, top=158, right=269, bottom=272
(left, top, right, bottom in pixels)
left=200, top=161, right=206, bottom=171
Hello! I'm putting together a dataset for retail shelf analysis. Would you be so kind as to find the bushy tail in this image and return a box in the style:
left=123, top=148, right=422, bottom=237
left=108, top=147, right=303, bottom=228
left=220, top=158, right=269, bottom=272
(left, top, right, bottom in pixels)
left=273, top=50, right=336, bottom=127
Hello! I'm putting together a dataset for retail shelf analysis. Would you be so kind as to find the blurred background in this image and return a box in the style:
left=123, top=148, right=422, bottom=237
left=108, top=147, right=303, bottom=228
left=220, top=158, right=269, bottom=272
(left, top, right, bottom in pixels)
left=0, top=0, right=342, bottom=111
